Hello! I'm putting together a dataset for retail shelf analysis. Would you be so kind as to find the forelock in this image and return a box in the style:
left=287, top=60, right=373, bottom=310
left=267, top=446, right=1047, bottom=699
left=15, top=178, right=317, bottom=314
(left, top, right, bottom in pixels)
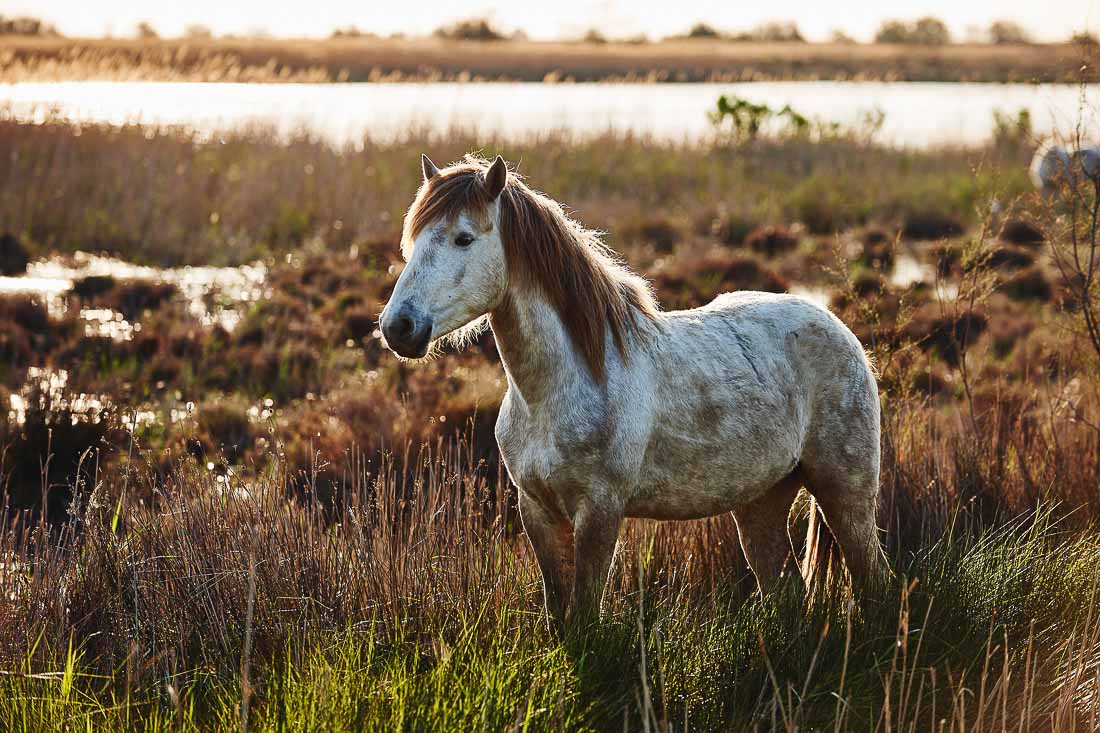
left=402, top=159, right=496, bottom=257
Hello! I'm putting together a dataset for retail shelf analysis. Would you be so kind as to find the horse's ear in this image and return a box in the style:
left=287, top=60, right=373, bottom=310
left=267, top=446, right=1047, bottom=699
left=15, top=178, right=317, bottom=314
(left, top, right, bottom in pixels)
left=485, top=155, right=508, bottom=200
left=421, top=153, right=440, bottom=182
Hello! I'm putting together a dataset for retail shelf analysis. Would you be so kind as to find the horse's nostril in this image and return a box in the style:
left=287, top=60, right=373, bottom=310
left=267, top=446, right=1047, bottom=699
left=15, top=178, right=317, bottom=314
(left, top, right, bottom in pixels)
left=390, top=314, right=414, bottom=339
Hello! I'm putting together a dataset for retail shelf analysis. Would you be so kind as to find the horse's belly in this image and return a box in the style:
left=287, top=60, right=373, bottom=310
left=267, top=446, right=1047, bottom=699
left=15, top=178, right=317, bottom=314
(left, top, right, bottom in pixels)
left=625, top=432, right=793, bottom=521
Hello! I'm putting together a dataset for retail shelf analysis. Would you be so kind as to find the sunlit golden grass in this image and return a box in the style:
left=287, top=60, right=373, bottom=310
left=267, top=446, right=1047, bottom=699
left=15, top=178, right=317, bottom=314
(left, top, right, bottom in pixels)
left=0, top=113, right=1031, bottom=267
left=1, top=114, right=1100, bottom=729
left=0, top=35, right=1087, bottom=83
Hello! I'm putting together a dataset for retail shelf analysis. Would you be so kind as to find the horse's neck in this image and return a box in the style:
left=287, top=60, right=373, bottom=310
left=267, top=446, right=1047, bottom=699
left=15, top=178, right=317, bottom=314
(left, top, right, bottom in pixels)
left=489, top=289, right=590, bottom=407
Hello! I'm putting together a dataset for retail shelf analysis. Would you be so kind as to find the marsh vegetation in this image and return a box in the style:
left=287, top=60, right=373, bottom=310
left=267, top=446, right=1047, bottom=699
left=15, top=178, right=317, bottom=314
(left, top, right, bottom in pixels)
left=1, top=109, right=1099, bottom=730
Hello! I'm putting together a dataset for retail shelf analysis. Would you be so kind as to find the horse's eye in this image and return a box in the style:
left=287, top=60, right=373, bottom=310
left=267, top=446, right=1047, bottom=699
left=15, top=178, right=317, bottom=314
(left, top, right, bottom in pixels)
left=454, top=232, right=475, bottom=248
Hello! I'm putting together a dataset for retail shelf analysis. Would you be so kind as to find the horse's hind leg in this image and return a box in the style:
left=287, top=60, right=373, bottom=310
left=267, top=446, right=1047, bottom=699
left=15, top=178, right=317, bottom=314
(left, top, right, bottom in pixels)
left=733, top=474, right=802, bottom=593
left=801, top=466, right=891, bottom=593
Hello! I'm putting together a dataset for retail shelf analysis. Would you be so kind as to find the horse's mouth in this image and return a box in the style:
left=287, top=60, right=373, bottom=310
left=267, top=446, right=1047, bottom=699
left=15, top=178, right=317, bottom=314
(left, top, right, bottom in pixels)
left=386, top=335, right=431, bottom=360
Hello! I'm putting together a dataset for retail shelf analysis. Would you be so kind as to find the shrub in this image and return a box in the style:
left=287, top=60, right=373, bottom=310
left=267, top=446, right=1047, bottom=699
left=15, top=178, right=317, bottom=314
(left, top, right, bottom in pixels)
left=195, top=400, right=254, bottom=462
left=860, top=228, right=896, bottom=270
left=70, top=275, right=117, bottom=299
left=999, top=218, right=1043, bottom=247
left=433, top=18, right=505, bottom=42
left=107, top=280, right=177, bottom=320
left=901, top=210, right=964, bottom=240
left=685, top=23, right=722, bottom=40
left=135, top=21, right=158, bottom=40
left=0, top=295, right=49, bottom=333
left=621, top=218, right=681, bottom=253
left=992, top=109, right=1033, bottom=150
left=987, top=243, right=1036, bottom=270
left=652, top=254, right=788, bottom=309
left=989, top=21, right=1032, bottom=44
left=875, top=17, right=951, bottom=45
left=706, top=210, right=759, bottom=246
left=749, top=21, right=804, bottom=43
left=0, top=232, right=29, bottom=275
left=744, top=225, right=799, bottom=256
left=903, top=306, right=988, bottom=365
left=0, top=16, right=60, bottom=36
left=787, top=177, right=865, bottom=234
left=1002, top=267, right=1052, bottom=302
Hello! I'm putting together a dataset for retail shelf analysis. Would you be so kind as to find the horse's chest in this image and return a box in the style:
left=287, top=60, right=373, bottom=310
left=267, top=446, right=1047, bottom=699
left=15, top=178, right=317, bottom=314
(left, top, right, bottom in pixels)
left=495, top=390, right=612, bottom=514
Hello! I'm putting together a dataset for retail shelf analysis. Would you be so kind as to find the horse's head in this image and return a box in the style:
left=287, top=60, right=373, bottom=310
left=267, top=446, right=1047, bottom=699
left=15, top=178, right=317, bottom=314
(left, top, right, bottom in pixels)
left=380, top=154, right=509, bottom=359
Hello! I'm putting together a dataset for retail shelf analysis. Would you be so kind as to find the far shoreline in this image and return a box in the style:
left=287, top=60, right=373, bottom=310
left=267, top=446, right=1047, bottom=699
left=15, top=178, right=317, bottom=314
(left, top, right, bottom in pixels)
left=0, top=36, right=1094, bottom=84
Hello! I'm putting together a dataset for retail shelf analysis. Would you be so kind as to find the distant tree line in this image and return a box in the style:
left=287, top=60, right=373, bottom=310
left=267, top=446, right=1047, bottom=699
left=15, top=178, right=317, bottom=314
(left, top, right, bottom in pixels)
left=6, top=12, right=1093, bottom=47
left=873, top=17, right=951, bottom=45
left=679, top=21, right=805, bottom=42
left=432, top=18, right=528, bottom=42
left=0, top=15, right=61, bottom=36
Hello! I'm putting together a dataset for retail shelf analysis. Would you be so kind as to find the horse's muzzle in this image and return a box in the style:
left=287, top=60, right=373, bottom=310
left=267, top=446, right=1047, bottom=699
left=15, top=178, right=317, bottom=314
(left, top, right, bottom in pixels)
left=380, top=305, right=432, bottom=358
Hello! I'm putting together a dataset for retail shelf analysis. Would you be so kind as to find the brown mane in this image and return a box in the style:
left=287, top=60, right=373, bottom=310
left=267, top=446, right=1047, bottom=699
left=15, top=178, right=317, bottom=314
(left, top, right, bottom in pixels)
left=403, top=155, right=659, bottom=381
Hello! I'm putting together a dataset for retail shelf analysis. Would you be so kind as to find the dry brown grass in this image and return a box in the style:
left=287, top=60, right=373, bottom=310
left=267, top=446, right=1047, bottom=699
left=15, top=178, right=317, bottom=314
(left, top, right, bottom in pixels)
left=2, top=115, right=1100, bottom=729
left=0, top=35, right=1088, bottom=83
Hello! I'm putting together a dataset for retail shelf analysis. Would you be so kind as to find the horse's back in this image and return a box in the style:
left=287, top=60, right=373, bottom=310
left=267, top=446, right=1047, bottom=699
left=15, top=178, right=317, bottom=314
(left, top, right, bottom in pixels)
left=623, top=291, right=877, bottom=519
left=662, top=290, right=869, bottom=385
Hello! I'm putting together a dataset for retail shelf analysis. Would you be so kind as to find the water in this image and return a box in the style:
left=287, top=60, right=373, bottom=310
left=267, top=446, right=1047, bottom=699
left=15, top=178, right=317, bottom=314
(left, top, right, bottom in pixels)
left=2, top=255, right=268, bottom=427
left=2, top=81, right=1098, bottom=148
left=0, top=252, right=267, bottom=334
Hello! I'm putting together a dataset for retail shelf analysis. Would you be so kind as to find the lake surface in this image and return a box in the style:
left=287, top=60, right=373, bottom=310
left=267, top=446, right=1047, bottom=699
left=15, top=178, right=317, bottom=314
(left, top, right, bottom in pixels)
left=2, top=81, right=1098, bottom=148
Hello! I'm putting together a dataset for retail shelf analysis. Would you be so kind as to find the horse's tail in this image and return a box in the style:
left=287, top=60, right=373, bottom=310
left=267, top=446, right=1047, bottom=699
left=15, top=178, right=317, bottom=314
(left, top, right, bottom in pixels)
left=799, top=495, right=832, bottom=592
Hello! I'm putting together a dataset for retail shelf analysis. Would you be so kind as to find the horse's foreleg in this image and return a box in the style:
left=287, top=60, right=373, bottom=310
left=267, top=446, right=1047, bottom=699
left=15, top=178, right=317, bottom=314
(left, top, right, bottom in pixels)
left=519, top=491, right=575, bottom=631
left=570, top=497, right=623, bottom=626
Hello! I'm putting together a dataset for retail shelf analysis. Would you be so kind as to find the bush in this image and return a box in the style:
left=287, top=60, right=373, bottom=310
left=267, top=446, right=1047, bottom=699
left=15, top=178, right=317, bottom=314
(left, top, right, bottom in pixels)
left=685, top=23, right=722, bottom=40
left=749, top=21, right=804, bottom=43
left=0, top=232, right=29, bottom=275
left=860, top=228, right=896, bottom=270
left=902, top=210, right=964, bottom=240
left=786, top=177, right=865, bottom=234
left=0, top=15, right=60, bottom=36
left=195, top=400, right=254, bottom=462
left=999, top=219, right=1043, bottom=247
left=433, top=18, right=505, bottom=41
left=70, top=275, right=117, bottom=298
left=621, top=218, right=681, bottom=253
left=989, top=21, right=1031, bottom=44
left=1069, top=31, right=1099, bottom=45
left=744, top=225, right=799, bottom=255
left=108, top=280, right=177, bottom=320
left=875, top=17, right=951, bottom=45
left=705, top=210, right=759, bottom=246
left=135, top=21, right=158, bottom=40
left=652, top=254, right=788, bottom=309
left=1002, top=267, right=1053, bottom=302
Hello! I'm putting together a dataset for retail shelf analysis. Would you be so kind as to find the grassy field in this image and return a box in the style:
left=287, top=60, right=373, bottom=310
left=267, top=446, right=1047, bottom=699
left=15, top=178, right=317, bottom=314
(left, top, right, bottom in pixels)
left=1, top=111, right=1100, bottom=730
left=0, top=35, right=1092, bottom=83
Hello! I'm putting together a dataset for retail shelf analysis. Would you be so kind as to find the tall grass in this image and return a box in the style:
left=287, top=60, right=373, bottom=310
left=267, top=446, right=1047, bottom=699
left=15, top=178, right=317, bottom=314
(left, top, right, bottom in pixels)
left=1, top=115, right=1099, bottom=729
left=1, top=415, right=1099, bottom=730
left=0, top=115, right=1029, bottom=266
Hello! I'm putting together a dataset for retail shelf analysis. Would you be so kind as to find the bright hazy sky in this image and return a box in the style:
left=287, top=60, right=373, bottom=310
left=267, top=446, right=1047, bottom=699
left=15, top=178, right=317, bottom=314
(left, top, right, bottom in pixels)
left=7, top=0, right=1100, bottom=42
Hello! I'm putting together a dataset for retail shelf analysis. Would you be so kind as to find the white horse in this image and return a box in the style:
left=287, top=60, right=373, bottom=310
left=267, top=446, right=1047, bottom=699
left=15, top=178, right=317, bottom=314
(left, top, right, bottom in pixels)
left=380, top=154, right=891, bottom=627
left=1030, top=141, right=1100, bottom=195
